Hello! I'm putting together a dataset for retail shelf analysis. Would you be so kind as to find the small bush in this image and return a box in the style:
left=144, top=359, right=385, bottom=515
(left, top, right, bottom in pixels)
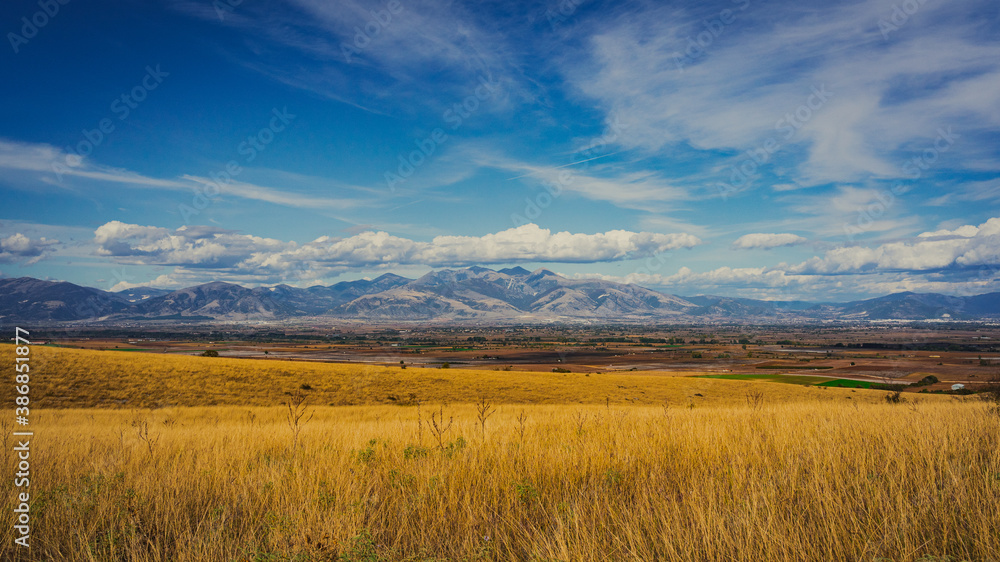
left=339, top=529, right=380, bottom=562
left=443, top=436, right=467, bottom=457
left=201, top=350, right=219, bottom=357
left=352, top=446, right=376, bottom=465
left=403, top=445, right=429, bottom=460
left=978, top=376, right=1000, bottom=404
left=514, top=480, right=539, bottom=504
left=603, top=469, right=623, bottom=486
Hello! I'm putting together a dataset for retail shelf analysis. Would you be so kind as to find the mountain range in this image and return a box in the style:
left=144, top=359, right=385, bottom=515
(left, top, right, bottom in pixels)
left=2, top=267, right=999, bottom=324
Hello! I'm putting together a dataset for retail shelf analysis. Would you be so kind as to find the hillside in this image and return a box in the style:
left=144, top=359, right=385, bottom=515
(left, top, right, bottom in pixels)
left=0, top=344, right=923, bottom=409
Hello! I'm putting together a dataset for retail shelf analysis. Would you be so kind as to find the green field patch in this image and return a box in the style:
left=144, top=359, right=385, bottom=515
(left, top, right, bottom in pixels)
left=696, top=374, right=837, bottom=386
left=816, top=379, right=906, bottom=390
left=817, top=379, right=874, bottom=388
left=756, top=365, right=834, bottom=370
left=111, top=348, right=154, bottom=352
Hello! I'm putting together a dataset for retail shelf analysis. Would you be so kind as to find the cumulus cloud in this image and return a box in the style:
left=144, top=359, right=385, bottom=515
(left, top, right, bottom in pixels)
left=109, top=274, right=183, bottom=293
left=0, top=233, right=59, bottom=265
left=93, top=221, right=702, bottom=281
left=94, top=221, right=293, bottom=268
left=577, top=217, right=1000, bottom=300
left=732, top=233, right=807, bottom=250
left=791, top=217, right=1000, bottom=274
left=582, top=266, right=808, bottom=291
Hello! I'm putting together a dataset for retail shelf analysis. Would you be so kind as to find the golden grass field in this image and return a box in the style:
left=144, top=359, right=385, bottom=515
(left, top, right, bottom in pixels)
left=0, top=345, right=942, bottom=408
left=1, top=345, right=998, bottom=561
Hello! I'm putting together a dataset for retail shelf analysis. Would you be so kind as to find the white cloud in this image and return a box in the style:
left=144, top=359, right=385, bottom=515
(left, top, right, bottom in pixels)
left=564, top=0, right=1000, bottom=185
left=94, top=221, right=294, bottom=268
left=468, top=148, right=695, bottom=216
left=109, top=274, right=183, bottom=293
left=783, top=185, right=920, bottom=238
left=732, top=233, right=807, bottom=250
left=172, top=0, right=530, bottom=115
left=0, top=139, right=370, bottom=211
left=0, top=233, right=59, bottom=265
left=93, top=221, right=702, bottom=283
left=583, top=265, right=807, bottom=290
left=577, top=216, right=1000, bottom=300
left=791, top=217, right=1000, bottom=274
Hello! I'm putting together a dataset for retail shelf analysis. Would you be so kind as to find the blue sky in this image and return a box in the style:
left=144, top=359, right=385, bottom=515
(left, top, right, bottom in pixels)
left=1, top=0, right=998, bottom=301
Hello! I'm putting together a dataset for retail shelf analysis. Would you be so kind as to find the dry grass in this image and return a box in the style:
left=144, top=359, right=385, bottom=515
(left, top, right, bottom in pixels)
left=1, top=402, right=997, bottom=561
left=1, top=345, right=996, bottom=561
left=0, top=345, right=948, bottom=408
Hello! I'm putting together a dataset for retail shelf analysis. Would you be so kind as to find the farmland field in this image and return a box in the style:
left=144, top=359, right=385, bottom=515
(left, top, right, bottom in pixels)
left=694, top=373, right=839, bottom=385
left=2, top=345, right=998, bottom=561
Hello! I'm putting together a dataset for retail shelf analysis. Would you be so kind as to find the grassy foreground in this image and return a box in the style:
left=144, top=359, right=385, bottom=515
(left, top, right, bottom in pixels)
left=1, top=401, right=998, bottom=561
left=1, top=345, right=997, bottom=561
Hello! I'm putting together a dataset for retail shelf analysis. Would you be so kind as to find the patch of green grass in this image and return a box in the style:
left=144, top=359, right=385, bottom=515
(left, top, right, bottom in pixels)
left=110, top=348, right=154, bottom=352
left=756, top=365, right=834, bottom=370
left=817, top=379, right=875, bottom=389
left=696, top=374, right=837, bottom=386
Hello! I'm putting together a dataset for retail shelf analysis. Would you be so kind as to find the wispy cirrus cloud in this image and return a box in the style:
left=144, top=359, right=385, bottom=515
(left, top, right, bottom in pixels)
left=171, top=0, right=532, bottom=116
left=0, top=139, right=371, bottom=212
left=562, top=0, right=1000, bottom=186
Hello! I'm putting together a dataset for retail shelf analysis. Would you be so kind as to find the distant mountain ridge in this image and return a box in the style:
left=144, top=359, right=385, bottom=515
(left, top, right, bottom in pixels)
left=2, top=269, right=999, bottom=324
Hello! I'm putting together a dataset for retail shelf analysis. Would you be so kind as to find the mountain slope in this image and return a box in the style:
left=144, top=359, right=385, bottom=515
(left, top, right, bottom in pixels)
left=837, top=292, right=979, bottom=320
left=132, top=282, right=292, bottom=320
left=2, top=271, right=999, bottom=323
left=336, top=267, right=697, bottom=320
left=0, top=277, right=128, bottom=321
